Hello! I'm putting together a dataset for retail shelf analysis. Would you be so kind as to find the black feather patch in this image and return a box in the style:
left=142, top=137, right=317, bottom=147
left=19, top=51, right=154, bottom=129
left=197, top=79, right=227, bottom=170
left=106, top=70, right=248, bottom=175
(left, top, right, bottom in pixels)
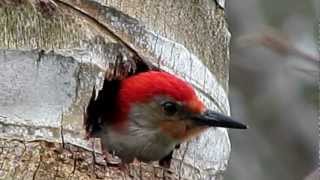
left=159, top=144, right=180, bottom=168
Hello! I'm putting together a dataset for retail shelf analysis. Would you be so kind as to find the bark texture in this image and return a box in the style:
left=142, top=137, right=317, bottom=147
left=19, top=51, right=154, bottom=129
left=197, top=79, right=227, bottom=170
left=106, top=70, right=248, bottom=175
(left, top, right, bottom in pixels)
left=0, top=0, right=231, bottom=179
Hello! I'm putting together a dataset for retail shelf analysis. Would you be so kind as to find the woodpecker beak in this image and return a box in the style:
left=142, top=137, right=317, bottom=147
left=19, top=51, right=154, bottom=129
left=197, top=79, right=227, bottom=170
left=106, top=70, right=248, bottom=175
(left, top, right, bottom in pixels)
left=191, top=110, right=247, bottom=129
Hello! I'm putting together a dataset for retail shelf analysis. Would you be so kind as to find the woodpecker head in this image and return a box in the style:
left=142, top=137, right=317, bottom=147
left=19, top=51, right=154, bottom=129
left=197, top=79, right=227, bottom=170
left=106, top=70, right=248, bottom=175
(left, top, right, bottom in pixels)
left=114, top=71, right=246, bottom=142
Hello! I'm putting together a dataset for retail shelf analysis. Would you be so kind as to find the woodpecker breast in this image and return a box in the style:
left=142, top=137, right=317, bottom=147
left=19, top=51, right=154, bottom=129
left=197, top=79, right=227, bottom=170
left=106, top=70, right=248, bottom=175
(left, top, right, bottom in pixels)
left=101, top=121, right=178, bottom=163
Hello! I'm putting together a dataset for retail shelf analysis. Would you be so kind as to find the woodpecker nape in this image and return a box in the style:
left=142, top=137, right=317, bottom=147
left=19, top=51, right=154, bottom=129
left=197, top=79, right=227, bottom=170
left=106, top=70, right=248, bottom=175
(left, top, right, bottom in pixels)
left=84, top=57, right=247, bottom=169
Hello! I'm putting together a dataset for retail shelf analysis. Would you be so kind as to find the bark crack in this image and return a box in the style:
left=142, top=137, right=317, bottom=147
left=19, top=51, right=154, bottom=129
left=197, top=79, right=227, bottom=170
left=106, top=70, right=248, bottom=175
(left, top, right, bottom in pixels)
left=53, top=0, right=146, bottom=64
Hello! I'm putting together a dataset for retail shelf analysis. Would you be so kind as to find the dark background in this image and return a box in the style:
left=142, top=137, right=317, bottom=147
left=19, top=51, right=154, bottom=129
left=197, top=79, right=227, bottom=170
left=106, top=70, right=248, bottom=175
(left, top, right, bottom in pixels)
left=225, top=0, right=318, bottom=179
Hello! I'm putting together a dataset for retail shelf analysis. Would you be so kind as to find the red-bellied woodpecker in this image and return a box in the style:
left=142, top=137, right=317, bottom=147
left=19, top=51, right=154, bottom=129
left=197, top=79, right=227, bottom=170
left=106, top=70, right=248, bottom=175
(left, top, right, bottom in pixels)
left=85, top=70, right=247, bottom=168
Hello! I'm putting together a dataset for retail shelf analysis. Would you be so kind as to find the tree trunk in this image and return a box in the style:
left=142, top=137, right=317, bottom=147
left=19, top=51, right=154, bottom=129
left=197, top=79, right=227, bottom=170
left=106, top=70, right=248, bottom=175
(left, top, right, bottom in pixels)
left=0, top=0, right=232, bottom=179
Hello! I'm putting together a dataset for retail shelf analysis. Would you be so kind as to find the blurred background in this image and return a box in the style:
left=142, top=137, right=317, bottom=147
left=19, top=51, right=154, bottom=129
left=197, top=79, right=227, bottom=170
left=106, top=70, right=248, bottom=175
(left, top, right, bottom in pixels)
left=225, top=0, right=318, bottom=180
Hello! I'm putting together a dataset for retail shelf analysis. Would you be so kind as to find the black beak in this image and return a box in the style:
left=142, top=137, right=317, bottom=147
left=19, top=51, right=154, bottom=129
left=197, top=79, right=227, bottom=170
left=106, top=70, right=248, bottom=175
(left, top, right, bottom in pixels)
left=191, top=110, right=247, bottom=129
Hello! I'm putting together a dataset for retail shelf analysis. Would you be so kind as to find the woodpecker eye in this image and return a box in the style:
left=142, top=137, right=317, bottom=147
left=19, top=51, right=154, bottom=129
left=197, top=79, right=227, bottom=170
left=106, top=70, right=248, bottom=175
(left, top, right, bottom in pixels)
left=162, top=101, right=178, bottom=116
